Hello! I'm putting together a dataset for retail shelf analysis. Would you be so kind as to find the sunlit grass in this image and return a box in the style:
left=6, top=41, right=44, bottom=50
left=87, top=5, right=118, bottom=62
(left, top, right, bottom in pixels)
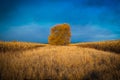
left=0, top=41, right=120, bottom=80
left=72, top=40, right=120, bottom=53
left=0, top=41, right=47, bottom=52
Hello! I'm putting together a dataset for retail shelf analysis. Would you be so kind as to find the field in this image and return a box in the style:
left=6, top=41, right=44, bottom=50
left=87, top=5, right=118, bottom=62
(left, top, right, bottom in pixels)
left=72, top=40, right=120, bottom=53
left=0, top=40, right=120, bottom=80
left=0, top=41, right=47, bottom=52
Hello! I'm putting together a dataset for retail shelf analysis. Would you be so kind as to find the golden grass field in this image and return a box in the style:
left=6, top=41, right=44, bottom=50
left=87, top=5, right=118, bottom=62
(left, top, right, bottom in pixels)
left=0, top=40, right=120, bottom=80
left=72, top=40, right=120, bottom=53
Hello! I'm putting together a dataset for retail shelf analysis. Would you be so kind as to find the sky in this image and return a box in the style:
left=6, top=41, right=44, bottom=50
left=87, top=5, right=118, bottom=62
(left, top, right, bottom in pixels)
left=0, top=0, right=120, bottom=43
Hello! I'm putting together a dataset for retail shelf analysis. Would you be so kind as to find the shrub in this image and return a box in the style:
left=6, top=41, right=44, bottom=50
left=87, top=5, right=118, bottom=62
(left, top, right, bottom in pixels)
left=48, top=23, right=71, bottom=45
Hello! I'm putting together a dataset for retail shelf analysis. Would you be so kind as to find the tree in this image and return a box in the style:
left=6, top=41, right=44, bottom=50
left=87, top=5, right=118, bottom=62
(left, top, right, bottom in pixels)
left=48, top=23, right=71, bottom=45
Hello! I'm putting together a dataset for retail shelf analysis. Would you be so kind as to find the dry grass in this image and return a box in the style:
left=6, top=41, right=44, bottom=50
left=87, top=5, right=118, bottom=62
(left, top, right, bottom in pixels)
left=0, top=43, right=120, bottom=80
left=0, top=41, right=47, bottom=52
left=72, top=40, right=120, bottom=53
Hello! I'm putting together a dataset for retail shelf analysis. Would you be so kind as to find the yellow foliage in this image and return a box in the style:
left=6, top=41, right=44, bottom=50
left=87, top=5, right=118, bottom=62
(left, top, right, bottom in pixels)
left=48, top=23, right=71, bottom=45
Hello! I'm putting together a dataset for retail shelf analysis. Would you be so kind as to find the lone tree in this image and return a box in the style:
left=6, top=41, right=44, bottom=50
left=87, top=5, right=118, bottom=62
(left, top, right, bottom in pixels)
left=48, top=23, right=71, bottom=45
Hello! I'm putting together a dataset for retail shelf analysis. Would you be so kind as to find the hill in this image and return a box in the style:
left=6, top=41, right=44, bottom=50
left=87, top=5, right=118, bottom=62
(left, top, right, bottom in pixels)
left=72, top=40, right=120, bottom=54
left=0, top=41, right=47, bottom=52
left=0, top=41, right=120, bottom=80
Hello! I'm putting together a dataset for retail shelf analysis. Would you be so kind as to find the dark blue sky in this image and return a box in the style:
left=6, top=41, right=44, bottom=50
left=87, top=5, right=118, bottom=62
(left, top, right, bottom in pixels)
left=0, top=0, right=120, bottom=43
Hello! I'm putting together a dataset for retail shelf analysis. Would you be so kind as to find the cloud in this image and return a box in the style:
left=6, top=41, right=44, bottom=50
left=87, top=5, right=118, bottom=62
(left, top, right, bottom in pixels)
left=71, top=24, right=119, bottom=42
left=0, top=0, right=120, bottom=42
left=1, top=23, right=49, bottom=42
left=0, top=23, right=119, bottom=43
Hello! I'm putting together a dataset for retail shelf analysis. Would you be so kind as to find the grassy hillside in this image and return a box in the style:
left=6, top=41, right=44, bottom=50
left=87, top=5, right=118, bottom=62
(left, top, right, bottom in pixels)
left=73, top=40, right=120, bottom=53
left=0, top=41, right=120, bottom=80
left=0, top=41, right=47, bottom=52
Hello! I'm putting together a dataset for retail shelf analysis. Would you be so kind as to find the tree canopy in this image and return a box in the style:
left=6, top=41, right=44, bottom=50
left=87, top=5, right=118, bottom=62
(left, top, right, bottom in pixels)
left=48, top=24, right=71, bottom=45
